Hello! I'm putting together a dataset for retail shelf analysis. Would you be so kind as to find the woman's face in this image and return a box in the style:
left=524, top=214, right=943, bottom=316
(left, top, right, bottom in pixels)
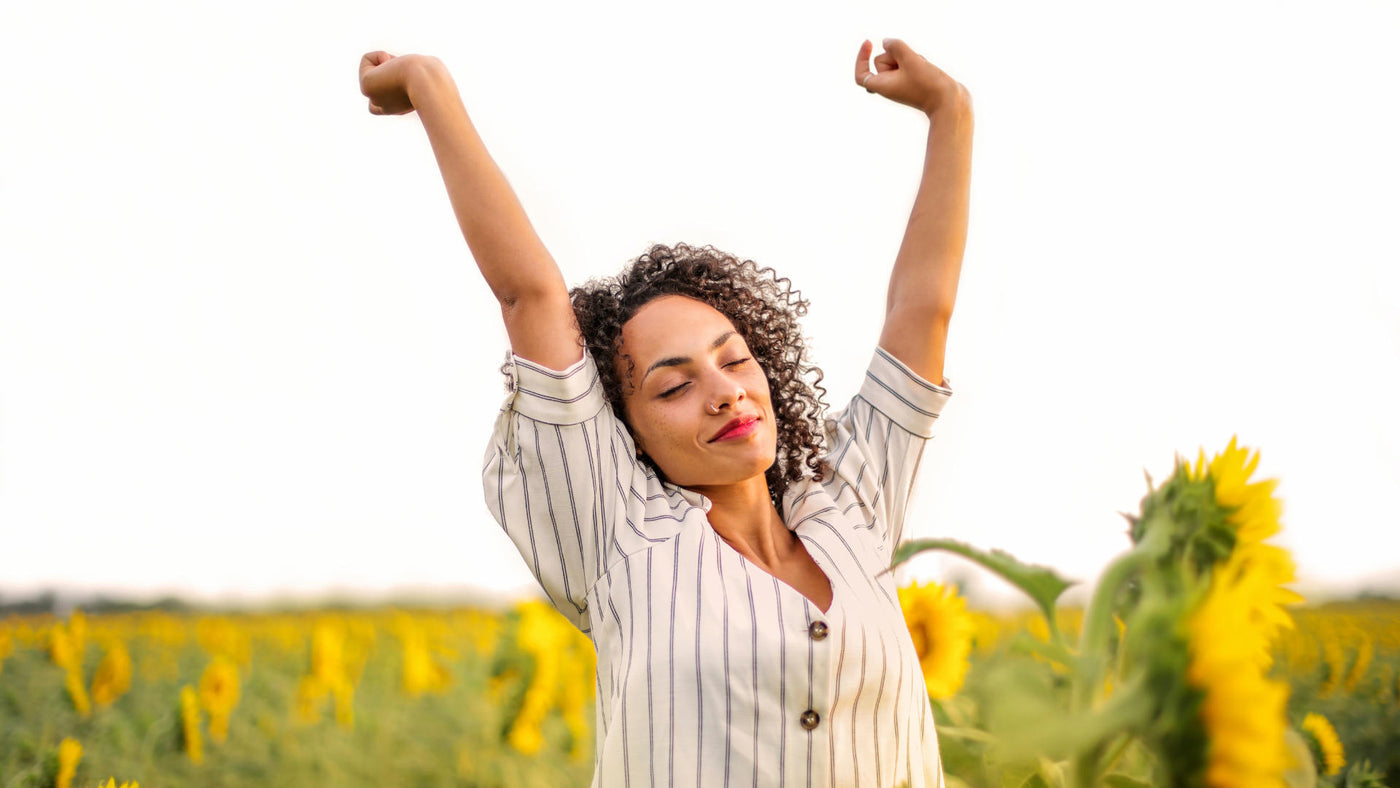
left=617, top=295, right=777, bottom=491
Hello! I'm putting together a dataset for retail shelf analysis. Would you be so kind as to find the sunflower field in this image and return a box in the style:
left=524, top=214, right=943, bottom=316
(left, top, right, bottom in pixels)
left=2, top=441, right=1397, bottom=787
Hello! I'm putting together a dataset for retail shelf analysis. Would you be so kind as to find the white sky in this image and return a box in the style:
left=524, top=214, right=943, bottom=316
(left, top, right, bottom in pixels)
left=2, top=0, right=1398, bottom=608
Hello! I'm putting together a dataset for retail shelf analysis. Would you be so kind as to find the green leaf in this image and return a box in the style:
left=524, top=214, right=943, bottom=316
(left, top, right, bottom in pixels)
left=1006, top=631, right=1076, bottom=663
left=936, top=724, right=999, bottom=744
left=1103, top=774, right=1155, bottom=788
left=999, top=761, right=1040, bottom=788
left=890, top=538, right=1076, bottom=627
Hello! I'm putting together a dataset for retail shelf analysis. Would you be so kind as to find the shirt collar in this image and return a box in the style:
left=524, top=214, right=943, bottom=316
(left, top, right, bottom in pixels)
left=671, top=485, right=713, bottom=513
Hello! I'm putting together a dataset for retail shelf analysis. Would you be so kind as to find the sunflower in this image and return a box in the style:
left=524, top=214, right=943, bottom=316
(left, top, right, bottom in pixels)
left=1181, top=440, right=1300, bottom=787
left=49, top=625, right=92, bottom=717
left=1190, top=437, right=1283, bottom=548
left=1343, top=633, right=1373, bottom=693
left=194, top=616, right=250, bottom=666
left=293, top=674, right=326, bottom=724
left=1187, top=564, right=1291, bottom=787
left=898, top=580, right=974, bottom=699
left=48, top=624, right=79, bottom=670
left=199, top=657, right=241, bottom=743
left=398, top=622, right=451, bottom=698
left=56, top=738, right=82, bottom=788
left=91, top=641, right=133, bottom=707
left=68, top=610, right=87, bottom=656
left=1213, top=543, right=1301, bottom=670
left=310, top=619, right=345, bottom=685
left=0, top=628, right=13, bottom=675
left=1300, top=713, right=1345, bottom=777
left=179, top=684, right=204, bottom=764
left=507, top=601, right=571, bottom=755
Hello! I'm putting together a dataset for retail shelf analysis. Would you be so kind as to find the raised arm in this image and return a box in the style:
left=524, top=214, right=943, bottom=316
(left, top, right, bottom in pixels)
left=359, top=52, right=582, bottom=371
left=855, top=39, right=973, bottom=386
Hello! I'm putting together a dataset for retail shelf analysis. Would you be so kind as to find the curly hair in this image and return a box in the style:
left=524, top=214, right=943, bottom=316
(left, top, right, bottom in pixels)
left=569, top=243, right=830, bottom=509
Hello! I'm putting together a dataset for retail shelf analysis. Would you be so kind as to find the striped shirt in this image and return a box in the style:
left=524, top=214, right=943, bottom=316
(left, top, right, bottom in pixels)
left=484, top=346, right=953, bottom=787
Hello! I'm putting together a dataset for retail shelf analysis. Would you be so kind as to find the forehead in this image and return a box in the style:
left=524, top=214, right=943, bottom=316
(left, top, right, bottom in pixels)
left=620, top=295, right=738, bottom=361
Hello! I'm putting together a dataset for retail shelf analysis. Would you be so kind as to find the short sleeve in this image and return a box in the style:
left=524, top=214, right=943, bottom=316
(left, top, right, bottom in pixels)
left=821, top=347, right=953, bottom=550
left=482, top=352, right=649, bottom=632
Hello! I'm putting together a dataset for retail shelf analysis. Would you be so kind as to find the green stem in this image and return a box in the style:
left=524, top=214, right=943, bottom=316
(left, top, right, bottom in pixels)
left=1073, top=748, right=1103, bottom=788
left=1099, top=733, right=1134, bottom=778
left=1072, top=550, right=1146, bottom=712
left=1072, top=523, right=1170, bottom=714
left=5, top=764, right=39, bottom=788
left=1046, top=609, right=1065, bottom=651
left=1069, top=679, right=1154, bottom=788
left=934, top=725, right=999, bottom=743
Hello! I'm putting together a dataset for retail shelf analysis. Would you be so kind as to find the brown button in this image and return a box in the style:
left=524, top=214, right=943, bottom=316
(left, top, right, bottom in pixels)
left=808, top=620, right=829, bottom=641
left=799, top=709, right=820, bottom=731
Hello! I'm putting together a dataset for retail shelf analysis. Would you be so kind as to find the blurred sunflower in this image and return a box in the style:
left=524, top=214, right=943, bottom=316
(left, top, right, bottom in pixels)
left=179, top=684, right=204, bottom=764
left=56, top=738, right=82, bottom=788
left=199, top=657, right=241, bottom=743
left=91, top=640, right=133, bottom=707
left=898, top=581, right=974, bottom=699
left=97, top=780, right=140, bottom=788
left=332, top=678, right=356, bottom=730
left=1344, top=632, right=1373, bottom=692
left=1215, top=543, right=1300, bottom=670
left=49, top=625, right=92, bottom=717
left=1189, top=437, right=1283, bottom=549
left=507, top=601, right=571, bottom=755
left=0, top=627, right=12, bottom=675
left=310, top=619, right=345, bottom=686
left=1186, top=563, right=1291, bottom=787
left=68, top=610, right=88, bottom=656
left=1180, top=440, right=1299, bottom=788
left=195, top=616, right=250, bottom=666
left=1300, top=712, right=1345, bottom=777
left=399, top=621, right=452, bottom=698
left=293, top=675, right=326, bottom=724
left=48, top=624, right=79, bottom=671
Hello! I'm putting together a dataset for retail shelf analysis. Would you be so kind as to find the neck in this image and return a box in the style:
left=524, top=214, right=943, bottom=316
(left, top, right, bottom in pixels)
left=690, top=474, right=794, bottom=567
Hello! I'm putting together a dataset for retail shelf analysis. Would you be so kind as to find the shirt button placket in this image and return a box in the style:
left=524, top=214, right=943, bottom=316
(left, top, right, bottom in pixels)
left=801, top=617, right=830, bottom=731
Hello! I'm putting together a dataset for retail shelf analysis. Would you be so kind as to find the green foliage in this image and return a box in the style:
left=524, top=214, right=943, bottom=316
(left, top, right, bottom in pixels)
left=0, top=613, right=593, bottom=788
left=1342, top=759, right=1388, bottom=788
left=891, top=538, right=1075, bottom=637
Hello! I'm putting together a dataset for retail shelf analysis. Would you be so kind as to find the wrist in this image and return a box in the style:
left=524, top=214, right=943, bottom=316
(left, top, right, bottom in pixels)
left=403, top=55, right=456, bottom=107
left=922, top=80, right=971, bottom=120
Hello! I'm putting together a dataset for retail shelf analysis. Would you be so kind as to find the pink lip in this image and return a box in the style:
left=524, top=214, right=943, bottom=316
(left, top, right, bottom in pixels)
left=710, top=415, right=760, bottom=442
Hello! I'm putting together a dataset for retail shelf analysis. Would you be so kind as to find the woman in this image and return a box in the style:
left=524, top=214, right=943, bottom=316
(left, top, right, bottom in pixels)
left=359, top=36, right=972, bottom=787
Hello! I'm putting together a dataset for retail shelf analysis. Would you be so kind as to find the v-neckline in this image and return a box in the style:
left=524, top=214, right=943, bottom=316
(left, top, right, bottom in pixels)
left=669, top=481, right=836, bottom=615
left=709, top=520, right=836, bottom=615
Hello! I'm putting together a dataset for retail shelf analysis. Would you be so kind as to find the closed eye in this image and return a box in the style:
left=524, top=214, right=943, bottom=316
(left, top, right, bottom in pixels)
left=725, top=357, right=751, bottom=368
left=659, top=382, right=689, bottom=398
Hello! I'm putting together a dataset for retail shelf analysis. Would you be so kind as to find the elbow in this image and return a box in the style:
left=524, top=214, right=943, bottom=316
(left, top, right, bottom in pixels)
left=886, top=293, right=955, bottom=328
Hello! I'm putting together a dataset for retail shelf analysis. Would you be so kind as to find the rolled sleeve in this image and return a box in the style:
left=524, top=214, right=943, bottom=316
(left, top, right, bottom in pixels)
left=485, top=351, right=643, bottom=631
left=507, top=353, right=609, bottom=425
left=857, top=347, right=953, bottom=439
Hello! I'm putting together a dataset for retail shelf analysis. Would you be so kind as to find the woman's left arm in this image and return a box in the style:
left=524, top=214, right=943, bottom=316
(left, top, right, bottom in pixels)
left=857, top=38, right=974, bottom=386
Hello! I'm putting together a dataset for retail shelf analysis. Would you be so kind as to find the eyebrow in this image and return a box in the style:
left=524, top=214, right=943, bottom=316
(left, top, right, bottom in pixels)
left=640, top=330, right=738, bottom=385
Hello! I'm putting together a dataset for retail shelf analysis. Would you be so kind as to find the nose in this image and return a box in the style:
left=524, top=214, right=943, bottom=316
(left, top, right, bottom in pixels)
left=706, top=373, right=746, bottom=415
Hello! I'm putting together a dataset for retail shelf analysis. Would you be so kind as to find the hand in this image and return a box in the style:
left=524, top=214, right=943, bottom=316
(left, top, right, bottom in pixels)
left=854, top=38, right=969, bottom=117
left=359, top=51, right=438, bottom=115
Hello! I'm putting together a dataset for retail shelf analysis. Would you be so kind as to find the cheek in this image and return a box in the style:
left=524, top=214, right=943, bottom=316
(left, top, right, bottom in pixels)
left=628, top=401, right=693, bottom=454
left=747, top=368, right=774, bottom=406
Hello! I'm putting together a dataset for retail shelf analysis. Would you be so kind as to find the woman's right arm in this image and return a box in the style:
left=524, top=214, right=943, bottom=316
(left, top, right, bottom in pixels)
left=359, top=51, right=582, bottom=371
